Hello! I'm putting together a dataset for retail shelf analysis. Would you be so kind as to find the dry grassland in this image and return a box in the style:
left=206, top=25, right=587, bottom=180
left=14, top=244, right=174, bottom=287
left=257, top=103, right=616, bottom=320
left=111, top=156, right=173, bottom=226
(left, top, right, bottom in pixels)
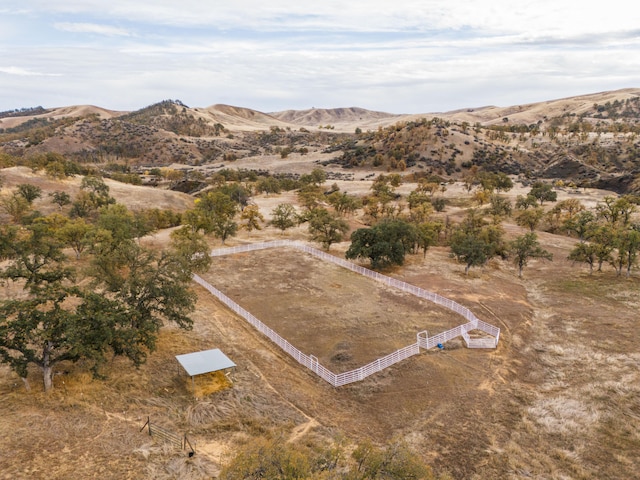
left=1, top=171, right=639, bottom=479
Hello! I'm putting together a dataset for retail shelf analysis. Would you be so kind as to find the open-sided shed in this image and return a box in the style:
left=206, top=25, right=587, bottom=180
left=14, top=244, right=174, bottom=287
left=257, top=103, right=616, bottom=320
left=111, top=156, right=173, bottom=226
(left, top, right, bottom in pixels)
left=175, top=348, right=236, bottom=393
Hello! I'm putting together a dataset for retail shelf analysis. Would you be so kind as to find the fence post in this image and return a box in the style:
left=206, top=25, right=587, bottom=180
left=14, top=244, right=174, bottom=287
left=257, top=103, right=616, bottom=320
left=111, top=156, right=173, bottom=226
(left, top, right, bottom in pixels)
left=184, top=435, right=195, bottom=456
left=140, top=416, right=150, bottom=435
left=417, top=331, right=428, bottom=350
left=310, top=355, right=318, bottom=373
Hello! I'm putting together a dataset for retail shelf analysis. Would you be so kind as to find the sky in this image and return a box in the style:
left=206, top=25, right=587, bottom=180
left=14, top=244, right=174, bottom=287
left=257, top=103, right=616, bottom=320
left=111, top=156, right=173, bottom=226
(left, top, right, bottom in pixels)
left=1, top=1, right=639, bottom=114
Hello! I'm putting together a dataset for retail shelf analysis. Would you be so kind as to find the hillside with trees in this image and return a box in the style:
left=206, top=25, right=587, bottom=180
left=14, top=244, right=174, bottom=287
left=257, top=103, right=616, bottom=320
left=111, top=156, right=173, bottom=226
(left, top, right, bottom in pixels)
left=1, top=89, right=639, bottom=193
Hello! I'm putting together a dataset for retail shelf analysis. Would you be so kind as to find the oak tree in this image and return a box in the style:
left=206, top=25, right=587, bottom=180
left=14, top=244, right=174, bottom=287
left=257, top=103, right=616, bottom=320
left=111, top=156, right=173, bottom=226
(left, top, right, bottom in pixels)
left=307, top=208, right=349, bottom=250
left=192, top=191, right=238, bottom=243
left=49, top=191, right=71, bottom=210
left=346, top=219, right=416, bottom=269
left=270, top=203, right=298, bottom=234
left=509, top=232, right=553, bottom=278
left=240, top=204, right=265, bottom=233
left=449, top=212, right=506, bottom=274
left=568, top=241, right=598, bottom=274
left=529, top=181, right=557, bottom=205
left=16, top=183, right=42, bottom=204
left=0, top=213, right=204, bottom=392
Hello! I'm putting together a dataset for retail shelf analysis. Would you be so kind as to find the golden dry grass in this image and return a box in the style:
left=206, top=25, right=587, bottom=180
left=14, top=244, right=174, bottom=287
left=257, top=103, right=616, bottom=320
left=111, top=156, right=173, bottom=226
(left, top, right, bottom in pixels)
left=186, top=371, right=233, bottom=399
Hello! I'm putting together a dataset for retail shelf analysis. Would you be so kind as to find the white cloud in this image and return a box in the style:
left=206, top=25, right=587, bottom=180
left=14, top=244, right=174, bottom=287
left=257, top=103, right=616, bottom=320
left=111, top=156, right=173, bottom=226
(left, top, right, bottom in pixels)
left=10, top=0, right=640, bottom=34
left=0, top=66, right=61, bottom=76
left=54, top=22, right=131, bottom=37
left=1, top=0, right=638, bottom=112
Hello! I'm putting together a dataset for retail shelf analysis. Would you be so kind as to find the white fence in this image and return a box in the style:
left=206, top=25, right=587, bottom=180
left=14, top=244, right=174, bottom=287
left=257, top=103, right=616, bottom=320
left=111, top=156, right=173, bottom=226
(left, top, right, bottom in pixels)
left=195, top=240, right=500, bottom=387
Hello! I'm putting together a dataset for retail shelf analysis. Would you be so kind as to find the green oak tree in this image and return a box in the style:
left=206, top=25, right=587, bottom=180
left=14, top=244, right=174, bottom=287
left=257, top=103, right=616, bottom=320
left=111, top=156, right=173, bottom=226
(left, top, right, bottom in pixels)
left=16, top=183, right=42, bottom=204
left=56, top=217, right=96, bottom=259
left=486, top=194, right=512, bottom=222
left=596, top=195, right=636, bottom=227
left=270, top=203, right=298, bottom=234
left=564, top=210, right=596, bottom=241
left=568, top=241, right=598, bottom=274
left=590, top=224, right=616, bottom=272
left=169, top=226, right=212, bottom=274
left=0, top=222, right=85, bottom=391
left=255, top=176, right=281, bottom=196
left=346, top=219, right=417, bottom=269
left=192, top=191, right=238, bottom=243
left=0, top=212, right=204, bottom=392
left=49, top=190, right=71, bottom=210
left=297, top=184, right=324, bottom=211
left=0, top=193, right=31, bottom=223
left=88, top=239, right=199, bottom=368
left=327, top=191, right=362, bottom=217
left=515, top=194, right=539, bottom=211
left=415, top=221, right=442, bottom=257
left=449, top=212, right=506, bottom=274
left=529, top=181, right=557, bottom=205
left=307, top=208, right=349, bottom=250
left=509, top=232, right=553, bottom=278
left=610, top=227, right=640, bottom=277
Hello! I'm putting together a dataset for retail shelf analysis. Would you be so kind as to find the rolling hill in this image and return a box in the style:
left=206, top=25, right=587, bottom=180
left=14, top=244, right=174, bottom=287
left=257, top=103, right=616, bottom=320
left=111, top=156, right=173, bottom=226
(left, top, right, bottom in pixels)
left=1, top=88, right=639, bottom=192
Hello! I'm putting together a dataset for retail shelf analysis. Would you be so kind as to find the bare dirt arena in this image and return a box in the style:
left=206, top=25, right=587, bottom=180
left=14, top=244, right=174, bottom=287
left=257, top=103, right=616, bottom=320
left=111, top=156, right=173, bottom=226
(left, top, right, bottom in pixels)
left=202, top=247, right=467, bottom=372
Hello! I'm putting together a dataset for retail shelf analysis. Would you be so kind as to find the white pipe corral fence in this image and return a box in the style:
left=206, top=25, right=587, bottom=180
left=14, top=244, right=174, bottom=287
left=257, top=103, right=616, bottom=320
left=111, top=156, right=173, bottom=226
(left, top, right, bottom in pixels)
left=194, top=240, right=500, bottom=387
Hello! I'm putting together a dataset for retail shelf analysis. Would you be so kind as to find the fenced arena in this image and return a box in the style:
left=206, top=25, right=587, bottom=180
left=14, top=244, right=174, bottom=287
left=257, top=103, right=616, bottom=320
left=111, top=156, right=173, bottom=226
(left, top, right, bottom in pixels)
left=193, top=240, right=500, bottom=387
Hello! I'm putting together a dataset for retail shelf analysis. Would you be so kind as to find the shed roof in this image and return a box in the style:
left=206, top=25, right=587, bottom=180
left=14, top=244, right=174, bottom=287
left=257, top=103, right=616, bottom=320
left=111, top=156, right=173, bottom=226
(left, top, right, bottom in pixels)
left=175, top=348, right=236, bottom=377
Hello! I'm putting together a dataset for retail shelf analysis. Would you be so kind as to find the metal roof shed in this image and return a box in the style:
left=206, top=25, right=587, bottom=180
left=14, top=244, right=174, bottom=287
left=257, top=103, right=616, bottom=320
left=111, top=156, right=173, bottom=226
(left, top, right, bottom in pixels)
left=176, top=348, right=236, bottom=393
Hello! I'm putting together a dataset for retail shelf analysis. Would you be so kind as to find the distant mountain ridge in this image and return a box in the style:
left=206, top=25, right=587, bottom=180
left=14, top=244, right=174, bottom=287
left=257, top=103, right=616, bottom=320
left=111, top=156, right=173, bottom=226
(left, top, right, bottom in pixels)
left=1, top=89, right=640, bottom=194
left=269, top=107, right=401, bottom=128
left=202, top=104, right=292, bottom=130
left=1, top=88, right=639, bottom=132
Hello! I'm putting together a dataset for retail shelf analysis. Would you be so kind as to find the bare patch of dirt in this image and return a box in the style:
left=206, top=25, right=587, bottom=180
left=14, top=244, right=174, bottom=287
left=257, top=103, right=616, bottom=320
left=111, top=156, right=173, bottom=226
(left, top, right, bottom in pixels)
left=202, top=247, right=465, bottom=372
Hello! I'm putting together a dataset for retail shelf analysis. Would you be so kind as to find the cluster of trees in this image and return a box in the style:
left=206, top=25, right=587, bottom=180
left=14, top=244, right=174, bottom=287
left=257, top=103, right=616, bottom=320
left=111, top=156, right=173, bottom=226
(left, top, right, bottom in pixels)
left=344, top=175, right=443, bottom=268
left=332, top=117, right=462, bottom=171
left=341, top=176, right=558, bottom=277
left=446, top=209, right=552, bottom=277
left=0, top=106, right=48, bottom=119
left=449, top=181, right=640, bottom=277
left=462, top=169, right=514, bottom=197
left=263, top=169, right=352, bottom=250
left=0, top=151, right=87, bottom=177
left=468, top=180, right=640, bottom=278
left=486, top=102, right=640, bottom=136
left=186, top=168, right=351, bottom=252
left=0, top=176, right=208, bottom=392
left=0, top=115, right=81, bottom=145
left=121, top=100, right=228, bottom=137
left=220, top=435, right=440, bottom=480
left=566, top=195, right=640, bottom=276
